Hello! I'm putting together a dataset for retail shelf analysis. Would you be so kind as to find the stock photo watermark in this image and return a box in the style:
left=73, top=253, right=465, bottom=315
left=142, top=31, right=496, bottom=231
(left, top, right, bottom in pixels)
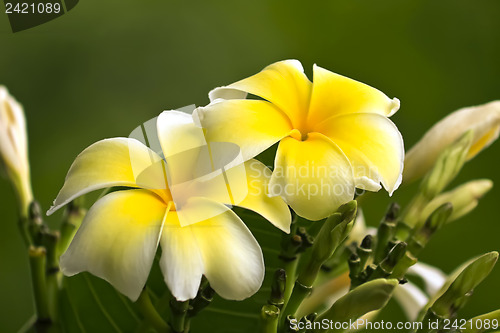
left=3, top=0, right=79, bottom=32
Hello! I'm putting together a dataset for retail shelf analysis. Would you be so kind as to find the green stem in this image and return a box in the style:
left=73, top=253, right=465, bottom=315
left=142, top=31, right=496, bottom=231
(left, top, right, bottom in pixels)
left=57, top=200, right=86, bottom=257
left=261, top=305, right=280, bottom=333
left=42, top=231, right=61, bottom=322
left=18, top=217, right=33, bottom=247
left=282, top=257, right=299, bottom=306
left=29, top=246, right=52, bottom=331
left=280, top=281, right=312, bottom=328
left=169, top=299, right=189, bottom=333
left=400, top=193, right=428, bottom=228
left=136, top=288, right=171, bottom=333
left=280, top=216, right=300, bottom=308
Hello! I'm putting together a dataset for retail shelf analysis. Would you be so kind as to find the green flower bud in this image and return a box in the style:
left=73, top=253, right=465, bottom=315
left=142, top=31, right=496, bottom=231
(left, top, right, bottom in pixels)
left=421, top=179, right=493, bottom=224
left=418, top=252, right=498, bottom=321
left=420, top=131, right=473, bottom=199
left=299, top=201, right=357, bottom=287
left=316, top=279, right=398, bottom=332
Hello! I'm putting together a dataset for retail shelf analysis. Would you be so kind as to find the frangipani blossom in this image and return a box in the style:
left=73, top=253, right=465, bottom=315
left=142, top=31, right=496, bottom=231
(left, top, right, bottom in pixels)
left=0, top=86, right=33, bottom=216
left=194, top=60, right=404, bottom=220
left=404, top=101, right=500, bottom=183
left=47, top=111, right=291, bottom=301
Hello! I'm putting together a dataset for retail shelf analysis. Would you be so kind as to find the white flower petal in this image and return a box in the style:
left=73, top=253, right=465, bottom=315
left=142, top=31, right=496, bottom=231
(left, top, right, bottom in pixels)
left=160, top=198, right=265, bottom=301
left=160, top=209, right=205, bottom=301
left=231, top=159, right=291, bottom=233
left=408, top=262, right=447, bottom=296
left=60, top=189, right=167, bottom=301
left=394, top=282, right=429, bottom=321
left=47, top=138, right=163, bottom=215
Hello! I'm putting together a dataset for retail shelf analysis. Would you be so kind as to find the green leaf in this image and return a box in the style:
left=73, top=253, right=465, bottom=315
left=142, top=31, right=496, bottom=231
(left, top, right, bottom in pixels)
left=313, top=279, right=398, bottom=333
left=462, top=309, right=500, bottom=333
left=59, top=273, right=141, bottom=332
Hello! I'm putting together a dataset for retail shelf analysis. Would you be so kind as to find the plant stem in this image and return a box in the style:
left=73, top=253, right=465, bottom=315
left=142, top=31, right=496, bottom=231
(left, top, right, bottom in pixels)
left=29, top=246, right=52, bottom=332
left=261, top=305, right=280, bottom=333
left=282, top=258, right=299, bottom=305
left=399, top=193, right=428, bottom=229
left=18, top=216, right=33, bottom=246
left=43, top=231, right=61, bottom=322
left=169, top=299, right=189, bottom=333
left=136, top=288, right=171, bottom=333
left=280, top=281, right=312, bottom=328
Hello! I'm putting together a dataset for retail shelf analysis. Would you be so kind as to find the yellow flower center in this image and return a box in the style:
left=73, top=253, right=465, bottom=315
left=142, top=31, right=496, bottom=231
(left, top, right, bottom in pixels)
left=289, top=128, right=309, bottom=141
left=150, top=188, right=177, bottom=210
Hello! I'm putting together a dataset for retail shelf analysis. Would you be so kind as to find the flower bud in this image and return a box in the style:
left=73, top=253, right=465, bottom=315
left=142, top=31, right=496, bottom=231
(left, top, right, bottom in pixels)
left=421, top=179, right=493, bottom=224
left=420, top=131, right=472, bottom=199
left=0, top=86, right=33, bottom=216
left=404, top=101, right=500, bottom=184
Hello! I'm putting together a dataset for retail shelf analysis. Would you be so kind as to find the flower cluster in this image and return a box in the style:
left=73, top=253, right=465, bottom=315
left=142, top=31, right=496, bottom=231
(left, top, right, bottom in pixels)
left=2, top=60, right=499, bottom=333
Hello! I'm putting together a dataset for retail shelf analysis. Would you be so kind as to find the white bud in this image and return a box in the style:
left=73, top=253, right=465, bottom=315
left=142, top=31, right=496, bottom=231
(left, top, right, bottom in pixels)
left=404, top=101, right=500, bottom=183
left=0, top=86, right=33, bottom=216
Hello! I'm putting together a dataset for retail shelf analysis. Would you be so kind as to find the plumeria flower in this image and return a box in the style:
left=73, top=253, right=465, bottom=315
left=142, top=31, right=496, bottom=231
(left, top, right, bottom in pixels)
left=0, top=86, right=33, bottom=216
left=404, top=101, right=500, bottom=183
left=47, top=110, right=291, bottom=301
left=194, top=60, right=404, bottom=220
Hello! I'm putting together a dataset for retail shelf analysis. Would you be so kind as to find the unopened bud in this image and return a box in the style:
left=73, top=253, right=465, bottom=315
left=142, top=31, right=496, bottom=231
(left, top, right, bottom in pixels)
left=420, top=131, right=473, bottom=199
left=422, top=179, right=493, bottom=224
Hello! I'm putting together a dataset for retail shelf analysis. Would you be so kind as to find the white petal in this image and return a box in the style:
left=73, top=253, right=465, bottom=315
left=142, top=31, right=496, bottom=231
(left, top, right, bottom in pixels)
left=394, top=282, right=429, bottom=321
left=408, top=262, right=447, bottom=296
left=157, top=110, right=206, bottom=158
left=160, top=199, right=265, bottom=301
left=47, top=138, right=163, bottom=215
left=160, top=210, right=205, bottom=301
left=60, top=189, right=167, bottom=301
left=230, top=159, right=291, bottom=233
left=195, top=205, right=265, bottom=300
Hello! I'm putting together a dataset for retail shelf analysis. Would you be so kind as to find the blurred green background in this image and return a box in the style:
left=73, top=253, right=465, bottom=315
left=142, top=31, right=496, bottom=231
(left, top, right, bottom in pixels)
left=1, top=0, right=499, bottom=331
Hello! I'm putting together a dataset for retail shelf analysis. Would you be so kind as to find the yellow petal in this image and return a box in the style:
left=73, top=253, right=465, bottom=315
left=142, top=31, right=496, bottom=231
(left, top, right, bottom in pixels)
left=60, top=189, right=167, bottom=301
left=160, top=199, right=264, bottom=301
left=208, top=60, right=312, bottom=128
left=229, top=159, right=291, bottom=233
left=194, top=99, right=292, bottom=160
left=316, top=113, right=404, bottom=194
left=269, top=133, right=355, bottom=221
left=47, top=138, right=163, bottom=215
left=404, top=101, right=500, bottom=183
left=307, top=64, right=399, bottom=126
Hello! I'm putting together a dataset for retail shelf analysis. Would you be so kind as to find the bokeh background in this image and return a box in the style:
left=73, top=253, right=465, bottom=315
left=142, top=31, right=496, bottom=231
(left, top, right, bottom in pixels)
left=1, top=0, right=499, bottom=331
